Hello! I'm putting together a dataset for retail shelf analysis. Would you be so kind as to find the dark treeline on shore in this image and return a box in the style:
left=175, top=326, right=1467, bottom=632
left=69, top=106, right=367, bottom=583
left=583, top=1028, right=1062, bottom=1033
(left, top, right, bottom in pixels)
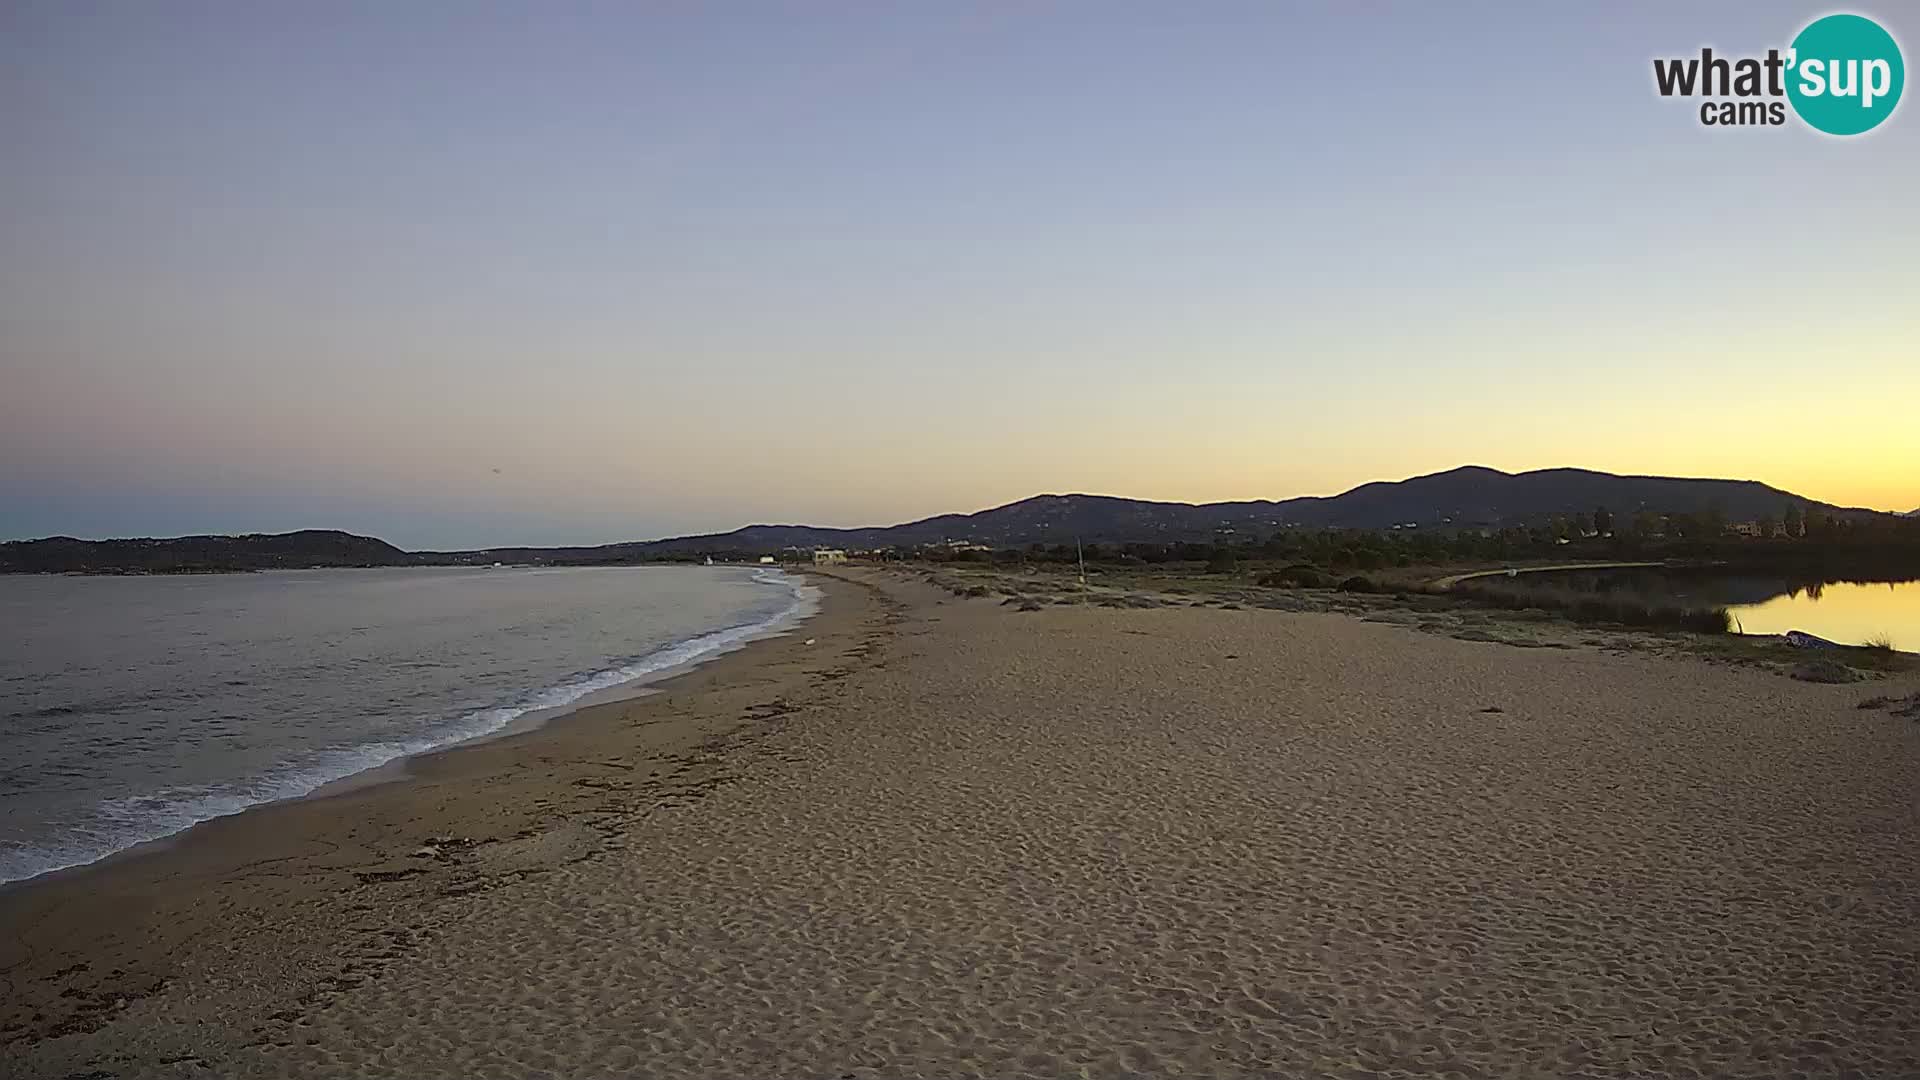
left=8, top=504, right=1919, bottom=579
left=921, top=508, right=1920, bottom=578
left=901, top=511, right=1919, bottom=641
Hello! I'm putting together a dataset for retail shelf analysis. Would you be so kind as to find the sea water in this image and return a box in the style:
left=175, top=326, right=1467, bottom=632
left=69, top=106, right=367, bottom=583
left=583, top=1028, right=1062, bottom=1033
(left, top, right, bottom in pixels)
left=0, top=564, right=816, bottom=883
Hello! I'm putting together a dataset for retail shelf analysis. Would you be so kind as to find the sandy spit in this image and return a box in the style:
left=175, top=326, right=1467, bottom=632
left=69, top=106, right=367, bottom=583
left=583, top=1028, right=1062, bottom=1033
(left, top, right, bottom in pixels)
left=5, top=568, right=1918, bottom=1079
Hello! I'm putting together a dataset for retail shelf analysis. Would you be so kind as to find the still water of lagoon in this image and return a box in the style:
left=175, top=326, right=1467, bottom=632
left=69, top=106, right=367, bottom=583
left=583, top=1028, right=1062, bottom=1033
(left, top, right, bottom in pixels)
left=1482, top=568, right=1920, bottom=653
left=1722, top=578, right=1920, bottom=652
left=1565, top=570, right=1920, bottom=652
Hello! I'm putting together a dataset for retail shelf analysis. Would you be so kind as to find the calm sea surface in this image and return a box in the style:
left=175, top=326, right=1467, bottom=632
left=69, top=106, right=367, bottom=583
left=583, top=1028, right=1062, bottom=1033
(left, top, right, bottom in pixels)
left=0, top=565, right=815, bottom=883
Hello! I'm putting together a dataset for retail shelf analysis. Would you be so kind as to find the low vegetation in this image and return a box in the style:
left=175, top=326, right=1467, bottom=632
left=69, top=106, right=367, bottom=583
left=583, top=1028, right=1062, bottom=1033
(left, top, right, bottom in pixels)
left=890, top=551, right=1913, bottom=684
left=1858, top=692, right=1920, bottom=718
left=1791, top=659, right=1862, bottom=684
left=1442, top=580, right=1732, bottom=634
left=1256, top=564, right=1328, bottom=588
left=911, top=505, right=1920, bottom=582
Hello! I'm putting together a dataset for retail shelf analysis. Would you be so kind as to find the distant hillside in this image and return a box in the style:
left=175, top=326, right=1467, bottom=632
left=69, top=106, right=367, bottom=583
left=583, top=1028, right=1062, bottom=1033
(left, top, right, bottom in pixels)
left=632, top=466, right=1852, bottom=553
left=3, top=467, right=1881, bottom=572
left=1264, top=465, right=1842, bottom=532
left=0, top=530, right=410, bottom=574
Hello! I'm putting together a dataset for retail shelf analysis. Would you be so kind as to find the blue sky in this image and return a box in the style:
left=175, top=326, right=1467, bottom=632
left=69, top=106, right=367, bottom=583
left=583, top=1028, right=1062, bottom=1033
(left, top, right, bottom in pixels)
left=4, top=2, right=1916, bottom=547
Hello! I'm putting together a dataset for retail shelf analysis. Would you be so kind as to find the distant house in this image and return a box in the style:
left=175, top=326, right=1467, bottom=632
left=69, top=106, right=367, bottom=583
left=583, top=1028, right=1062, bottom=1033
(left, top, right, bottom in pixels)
left=758, top=555, right=775, bottom=564
left=813, top=549, right=848, bottom=565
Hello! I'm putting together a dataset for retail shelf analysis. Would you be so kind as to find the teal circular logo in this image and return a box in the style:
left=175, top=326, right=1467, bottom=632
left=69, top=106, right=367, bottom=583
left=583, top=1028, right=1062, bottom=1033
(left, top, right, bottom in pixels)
left=1786, top=14, right=1904, bottom=135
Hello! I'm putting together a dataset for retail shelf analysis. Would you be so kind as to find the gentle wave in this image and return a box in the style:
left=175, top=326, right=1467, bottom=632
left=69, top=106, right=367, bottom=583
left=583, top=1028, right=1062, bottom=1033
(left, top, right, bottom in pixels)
left=0, top=568, right=818, bottom=884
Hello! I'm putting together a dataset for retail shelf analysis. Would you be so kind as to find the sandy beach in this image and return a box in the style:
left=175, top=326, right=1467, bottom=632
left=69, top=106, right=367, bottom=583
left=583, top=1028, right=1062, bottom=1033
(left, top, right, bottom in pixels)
left=6, top=567, right=1918, bottom=1079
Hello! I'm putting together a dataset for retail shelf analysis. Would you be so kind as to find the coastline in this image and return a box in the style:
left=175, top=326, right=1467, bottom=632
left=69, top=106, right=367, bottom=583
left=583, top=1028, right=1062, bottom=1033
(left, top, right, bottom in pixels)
left=0, top=568, right=890, bottom=1054
left=9, top=566, right=1919, bottom=1078
left=1, top=563, right=820, bottom=887
left=304, top=566, right=823, bottom=802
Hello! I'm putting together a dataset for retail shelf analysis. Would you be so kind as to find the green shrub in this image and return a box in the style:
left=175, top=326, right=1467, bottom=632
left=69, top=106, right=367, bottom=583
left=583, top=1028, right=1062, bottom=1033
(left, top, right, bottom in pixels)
left=1791, top=659, right=1860, bottom=684
left=1257, top=563, right=1326, bottom=588
left=1447, top=580, right=1730, bottom=634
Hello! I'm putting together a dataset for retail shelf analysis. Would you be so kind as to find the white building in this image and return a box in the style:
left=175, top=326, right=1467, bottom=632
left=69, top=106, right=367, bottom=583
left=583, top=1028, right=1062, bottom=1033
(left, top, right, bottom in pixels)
left=813, top=549, right=848, bottom=565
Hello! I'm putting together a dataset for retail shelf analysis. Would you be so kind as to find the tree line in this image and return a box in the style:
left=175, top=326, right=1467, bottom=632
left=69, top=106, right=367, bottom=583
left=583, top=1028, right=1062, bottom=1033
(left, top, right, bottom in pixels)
left=911, top=504, right=1920, bottom=576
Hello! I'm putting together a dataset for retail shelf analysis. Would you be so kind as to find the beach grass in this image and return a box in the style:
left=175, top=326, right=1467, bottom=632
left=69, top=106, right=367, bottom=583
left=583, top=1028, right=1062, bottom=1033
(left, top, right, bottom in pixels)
left=1440, top=579, right=1732, bottom=634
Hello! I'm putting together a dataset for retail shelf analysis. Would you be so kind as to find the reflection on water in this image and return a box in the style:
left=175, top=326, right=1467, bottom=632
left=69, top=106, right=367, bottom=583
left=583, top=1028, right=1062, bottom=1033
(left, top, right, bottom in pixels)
left=1724, top=579, right=1920, bottom=652
left=1494, top=569, right=1920, bottom=652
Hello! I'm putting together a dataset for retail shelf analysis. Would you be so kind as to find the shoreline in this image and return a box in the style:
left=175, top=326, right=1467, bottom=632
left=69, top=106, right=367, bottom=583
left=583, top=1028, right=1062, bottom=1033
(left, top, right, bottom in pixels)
left=303, top=568, right=823, bottom=802
left=1, top=564, right=821, bottom=890
left=0, top=568, right=893, bottom=1051
left=10, top=566, right=1920, bottom=1078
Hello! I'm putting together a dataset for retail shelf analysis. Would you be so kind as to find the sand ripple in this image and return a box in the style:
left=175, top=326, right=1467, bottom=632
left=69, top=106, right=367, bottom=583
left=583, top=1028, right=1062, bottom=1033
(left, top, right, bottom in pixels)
left=26, top=574, right=1920, bottom=1078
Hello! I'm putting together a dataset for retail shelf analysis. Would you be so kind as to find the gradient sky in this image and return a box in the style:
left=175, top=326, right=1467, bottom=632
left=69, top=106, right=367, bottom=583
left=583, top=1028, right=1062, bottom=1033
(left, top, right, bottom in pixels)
left=4, top=2, right=1916, bottom=547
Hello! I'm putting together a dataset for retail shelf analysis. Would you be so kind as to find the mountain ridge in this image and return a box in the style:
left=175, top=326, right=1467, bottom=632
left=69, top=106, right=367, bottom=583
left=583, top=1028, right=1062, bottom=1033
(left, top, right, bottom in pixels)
left=1, top=466, right=1897, bottom=572
left=631, top=465, right=1859, bottom=553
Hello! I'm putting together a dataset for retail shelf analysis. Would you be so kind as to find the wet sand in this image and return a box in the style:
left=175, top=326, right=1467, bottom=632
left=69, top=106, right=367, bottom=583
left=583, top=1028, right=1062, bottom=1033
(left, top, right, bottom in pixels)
left=6, top=568, right=1918, bottom=1078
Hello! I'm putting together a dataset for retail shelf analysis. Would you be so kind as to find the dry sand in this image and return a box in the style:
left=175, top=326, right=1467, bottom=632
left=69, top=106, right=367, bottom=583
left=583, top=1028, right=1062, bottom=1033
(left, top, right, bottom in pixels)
left=6, top=567, right=1918, bottom=1079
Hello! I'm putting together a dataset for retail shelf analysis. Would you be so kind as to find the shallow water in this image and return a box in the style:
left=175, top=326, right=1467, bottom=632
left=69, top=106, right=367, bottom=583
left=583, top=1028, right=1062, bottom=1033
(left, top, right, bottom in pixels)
left=0, top=565, right=814, bottom=882
left=1517, top=568, right=1920, bottom=651
left=1723, top=578, right=1920, bottom=651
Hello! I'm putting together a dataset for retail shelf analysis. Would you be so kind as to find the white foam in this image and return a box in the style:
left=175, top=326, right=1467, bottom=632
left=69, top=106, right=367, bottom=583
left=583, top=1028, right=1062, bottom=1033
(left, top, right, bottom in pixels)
left=0, top=568, right=820, bottom=885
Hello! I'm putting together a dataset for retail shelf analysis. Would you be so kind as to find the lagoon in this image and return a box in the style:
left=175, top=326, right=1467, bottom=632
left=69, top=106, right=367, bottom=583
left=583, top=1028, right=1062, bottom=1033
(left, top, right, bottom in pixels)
left=1723, top=578, right=1920, bottom=652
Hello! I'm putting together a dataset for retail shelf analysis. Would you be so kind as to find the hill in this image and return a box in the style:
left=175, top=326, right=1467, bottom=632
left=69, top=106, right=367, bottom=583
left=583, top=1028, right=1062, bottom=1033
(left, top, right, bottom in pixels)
left=0, top=530, right=410, bottom=574
left=2, top=467, right=1879, bottom=571
left=630, top=466, right=1850, bottom=553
